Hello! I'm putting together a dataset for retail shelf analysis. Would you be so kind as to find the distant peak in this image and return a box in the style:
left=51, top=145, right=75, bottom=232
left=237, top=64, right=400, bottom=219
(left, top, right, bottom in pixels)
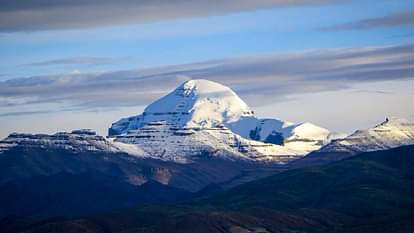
left=319, top=116, right=414, bottom=154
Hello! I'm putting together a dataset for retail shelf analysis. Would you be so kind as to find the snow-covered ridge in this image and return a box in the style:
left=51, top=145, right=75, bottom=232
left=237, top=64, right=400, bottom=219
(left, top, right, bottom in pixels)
left=318, top=117, right=414, bottom=154
left=0, top=127, right=300, bottom=164
left=0, top=129, right=144, bottom=157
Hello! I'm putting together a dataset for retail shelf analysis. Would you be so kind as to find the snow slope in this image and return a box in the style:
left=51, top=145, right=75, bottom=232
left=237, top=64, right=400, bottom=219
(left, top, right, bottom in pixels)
left=318, top=117, right=414, bottom=154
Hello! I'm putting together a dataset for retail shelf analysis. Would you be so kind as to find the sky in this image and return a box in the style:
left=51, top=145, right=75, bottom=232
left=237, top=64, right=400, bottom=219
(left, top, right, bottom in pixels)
left=0, top=0, right=414, bottom=138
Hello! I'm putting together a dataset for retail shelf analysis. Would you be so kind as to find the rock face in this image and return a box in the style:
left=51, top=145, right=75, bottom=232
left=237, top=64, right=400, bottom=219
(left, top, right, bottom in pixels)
left=109, top=79, right=331, bottom=163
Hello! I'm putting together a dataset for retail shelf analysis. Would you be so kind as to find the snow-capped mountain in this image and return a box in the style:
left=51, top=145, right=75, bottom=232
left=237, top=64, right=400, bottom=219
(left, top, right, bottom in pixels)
left=318, top=117, right=414, bottom=154
left=109, top=79, right=331, bottom=163
left=109, top=79, right=255, bottom=135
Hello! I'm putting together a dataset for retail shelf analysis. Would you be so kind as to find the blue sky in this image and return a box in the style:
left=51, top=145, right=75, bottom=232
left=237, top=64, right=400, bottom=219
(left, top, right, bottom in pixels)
left=0, top=0, right=414, bottom=137
left=1, top=0, right=413, bottom=78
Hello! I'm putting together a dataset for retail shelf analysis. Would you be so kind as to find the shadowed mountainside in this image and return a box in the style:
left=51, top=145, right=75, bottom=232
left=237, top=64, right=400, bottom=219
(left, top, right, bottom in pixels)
left=0, top=145, right=286, bottom=219
left=3, top=145, right=414, bottom=233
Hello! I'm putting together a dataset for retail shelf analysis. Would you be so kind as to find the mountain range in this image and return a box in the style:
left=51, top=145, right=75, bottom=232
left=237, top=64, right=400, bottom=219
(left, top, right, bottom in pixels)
left=1, top=79, right=414, bottom=230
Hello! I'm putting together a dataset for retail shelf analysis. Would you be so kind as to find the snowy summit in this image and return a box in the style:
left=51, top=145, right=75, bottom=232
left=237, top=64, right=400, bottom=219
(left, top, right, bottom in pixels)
left=110, top=79, right=254, bottom=135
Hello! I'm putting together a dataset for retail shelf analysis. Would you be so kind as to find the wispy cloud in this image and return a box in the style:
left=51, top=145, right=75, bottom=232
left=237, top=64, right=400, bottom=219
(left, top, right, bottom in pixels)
left=23, top=56, right=129, bottom=67
left=0, top=110, right=54, bottom=117
left=0, top=0, right=338, bottom=32
left=321, top=10, right=414, bottom=31
left=1, top=43, right=413, bottom=116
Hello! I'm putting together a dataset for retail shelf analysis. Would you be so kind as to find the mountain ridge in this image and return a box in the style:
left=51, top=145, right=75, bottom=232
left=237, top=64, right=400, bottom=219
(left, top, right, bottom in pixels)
left=319, top=117, right=414, bottom=154
left=294, top=117, right=414, bottom=167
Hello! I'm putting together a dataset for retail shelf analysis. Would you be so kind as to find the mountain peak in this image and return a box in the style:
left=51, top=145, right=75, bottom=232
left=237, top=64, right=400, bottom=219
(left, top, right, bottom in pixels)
left=145, top=79, right=254, bottom=127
